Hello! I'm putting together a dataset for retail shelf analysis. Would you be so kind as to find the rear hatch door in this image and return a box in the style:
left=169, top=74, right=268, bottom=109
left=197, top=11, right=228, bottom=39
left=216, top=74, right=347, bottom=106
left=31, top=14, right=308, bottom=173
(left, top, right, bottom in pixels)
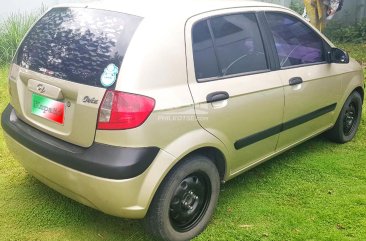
left=9, top=7, right=142, bottom=147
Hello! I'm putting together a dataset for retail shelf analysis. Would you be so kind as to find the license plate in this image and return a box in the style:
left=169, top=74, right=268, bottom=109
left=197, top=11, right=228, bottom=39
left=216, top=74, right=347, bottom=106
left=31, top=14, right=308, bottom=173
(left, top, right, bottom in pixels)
left=31, top=94, right=65, bottom=124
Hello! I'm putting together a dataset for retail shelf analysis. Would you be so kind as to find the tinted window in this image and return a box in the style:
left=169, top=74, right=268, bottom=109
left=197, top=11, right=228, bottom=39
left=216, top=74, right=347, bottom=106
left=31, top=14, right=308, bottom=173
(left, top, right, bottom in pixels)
left=266, top=12, right=325, bottom=67
left=192, top=20, right=220, bottom=79
left=210, top=13, right=268, bottom=76
left=16, top=8, right=142, bottom=88
left=192, top=13, right=268, bottom=81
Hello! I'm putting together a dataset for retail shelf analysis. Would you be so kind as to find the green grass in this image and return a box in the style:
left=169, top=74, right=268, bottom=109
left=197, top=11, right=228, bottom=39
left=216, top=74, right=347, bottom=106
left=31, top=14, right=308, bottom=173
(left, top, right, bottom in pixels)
left=336, top=42, right=366, bottom=66
left=0, top=52, right=366, bottom=240
left=0, top=8, right=44, bottom=65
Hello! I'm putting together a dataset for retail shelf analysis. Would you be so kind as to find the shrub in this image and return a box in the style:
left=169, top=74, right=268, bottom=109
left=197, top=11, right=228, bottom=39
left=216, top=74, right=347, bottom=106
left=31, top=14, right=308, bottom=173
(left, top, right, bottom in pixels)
left=289, top=0, right=304, bottom=15
left=325, top=20, right=366, bottom=43
left=0, top=7, right=45, bottom=66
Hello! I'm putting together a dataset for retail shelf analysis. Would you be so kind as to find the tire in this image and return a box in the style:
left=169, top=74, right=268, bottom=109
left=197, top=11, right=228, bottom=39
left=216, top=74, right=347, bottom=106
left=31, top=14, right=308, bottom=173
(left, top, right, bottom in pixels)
left=326, top=91, right=363, bottom=143
left=143, top=155, right=220, bottom=241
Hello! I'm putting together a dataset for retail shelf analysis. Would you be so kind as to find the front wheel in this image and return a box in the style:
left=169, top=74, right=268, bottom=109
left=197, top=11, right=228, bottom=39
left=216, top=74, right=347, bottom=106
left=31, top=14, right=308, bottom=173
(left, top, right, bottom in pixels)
left=144, top=155, right=220, bottom=241
left=326, top=91, right=363, bottom=143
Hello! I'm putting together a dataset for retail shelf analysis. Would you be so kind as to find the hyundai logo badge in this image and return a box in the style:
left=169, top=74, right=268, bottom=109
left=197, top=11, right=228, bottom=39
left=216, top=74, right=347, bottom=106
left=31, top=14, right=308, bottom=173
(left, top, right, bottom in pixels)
left=37, top=84, right=46, bottom=93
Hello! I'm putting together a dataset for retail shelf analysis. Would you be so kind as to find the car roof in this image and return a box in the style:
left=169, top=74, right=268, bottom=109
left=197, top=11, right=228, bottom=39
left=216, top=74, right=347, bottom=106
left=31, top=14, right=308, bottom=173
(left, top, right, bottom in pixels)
left=55, top=0, right=286, bottom=19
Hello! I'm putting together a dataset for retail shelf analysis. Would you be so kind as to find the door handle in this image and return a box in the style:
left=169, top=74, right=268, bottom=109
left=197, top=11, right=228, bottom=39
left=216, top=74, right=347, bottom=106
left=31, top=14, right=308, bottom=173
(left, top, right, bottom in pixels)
left=289, top=77, right=303, bottom=86
left=206, top=91, right=229, bottom=103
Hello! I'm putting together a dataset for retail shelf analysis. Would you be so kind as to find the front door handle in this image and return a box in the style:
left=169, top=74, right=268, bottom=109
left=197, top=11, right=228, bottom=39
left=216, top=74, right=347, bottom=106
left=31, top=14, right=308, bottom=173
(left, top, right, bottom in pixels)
left=206, top=91, right=229, bottom=103
left=289, top=77, right=303, bottom=86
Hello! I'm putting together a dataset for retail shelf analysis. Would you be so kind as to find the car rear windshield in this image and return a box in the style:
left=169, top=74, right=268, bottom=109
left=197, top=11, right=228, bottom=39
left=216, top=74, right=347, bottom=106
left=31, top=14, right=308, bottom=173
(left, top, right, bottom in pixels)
left=16, top=8, right=142, bottom=88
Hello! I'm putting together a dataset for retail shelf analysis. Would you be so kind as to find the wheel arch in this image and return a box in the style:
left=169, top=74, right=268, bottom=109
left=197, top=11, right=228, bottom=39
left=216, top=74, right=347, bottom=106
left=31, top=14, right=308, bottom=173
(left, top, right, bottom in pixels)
left=178, top=146, right=227, bottom=181
left=142, top=145, right=227, bottom=216
left=334, top=73, right=364, bottom=124
left=354, top=86, right=364, bottom=103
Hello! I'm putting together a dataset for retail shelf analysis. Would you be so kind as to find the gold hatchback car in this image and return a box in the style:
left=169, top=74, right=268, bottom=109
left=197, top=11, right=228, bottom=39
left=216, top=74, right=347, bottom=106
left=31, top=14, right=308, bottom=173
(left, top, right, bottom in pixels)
left=1, top=0, right=364, bottom=240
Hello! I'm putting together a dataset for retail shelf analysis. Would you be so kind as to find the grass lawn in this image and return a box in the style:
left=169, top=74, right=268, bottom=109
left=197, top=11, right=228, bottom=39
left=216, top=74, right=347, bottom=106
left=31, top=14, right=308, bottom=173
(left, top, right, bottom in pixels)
left=337, top=43, right=366, bottom=66
left=0, top=44, right=365, bottom=240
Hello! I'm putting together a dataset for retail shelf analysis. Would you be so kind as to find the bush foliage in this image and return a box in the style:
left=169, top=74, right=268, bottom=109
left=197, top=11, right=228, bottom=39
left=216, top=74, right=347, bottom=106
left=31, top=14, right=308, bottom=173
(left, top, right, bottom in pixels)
left=289, top=0, right=304, bottom=15
left=325, top=20, right=366, bottom=43
left=0, top=8, right=45, bottom=65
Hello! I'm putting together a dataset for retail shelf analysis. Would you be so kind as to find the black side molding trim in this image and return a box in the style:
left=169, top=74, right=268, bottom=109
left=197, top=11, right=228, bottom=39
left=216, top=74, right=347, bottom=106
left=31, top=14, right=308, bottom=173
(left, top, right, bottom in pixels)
left=282, top=103, right=337, bottom=131
left=1, top=104, right=160, bottom=180
left=234, top=124, right=282, bottom=150
left=234, top=103, right=337, bottom=150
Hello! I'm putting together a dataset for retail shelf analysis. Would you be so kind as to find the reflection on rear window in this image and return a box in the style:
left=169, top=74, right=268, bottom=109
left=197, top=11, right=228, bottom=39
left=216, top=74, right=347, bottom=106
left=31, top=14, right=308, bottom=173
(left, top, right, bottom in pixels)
left=16, top=8, right=142, bottom=88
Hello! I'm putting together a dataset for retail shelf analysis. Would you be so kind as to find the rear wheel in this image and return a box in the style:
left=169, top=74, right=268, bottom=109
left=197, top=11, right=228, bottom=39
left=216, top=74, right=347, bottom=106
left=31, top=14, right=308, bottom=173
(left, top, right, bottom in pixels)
left=144, top=155, right=220, bottom=241
left=326, top=91, right=362, bottom=143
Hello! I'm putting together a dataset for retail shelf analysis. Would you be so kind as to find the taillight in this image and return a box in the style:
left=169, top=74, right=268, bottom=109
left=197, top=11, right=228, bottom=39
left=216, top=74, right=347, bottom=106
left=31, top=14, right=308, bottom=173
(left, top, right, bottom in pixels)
left=97, top=90, right=155, bottom=130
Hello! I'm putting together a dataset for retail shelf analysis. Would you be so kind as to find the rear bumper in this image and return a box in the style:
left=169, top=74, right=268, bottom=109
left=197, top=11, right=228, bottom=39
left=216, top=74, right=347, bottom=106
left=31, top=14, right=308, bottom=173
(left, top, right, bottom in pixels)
left=1, top=104, right=176, bottom=218
left=1, top=104, right=159, bottom=179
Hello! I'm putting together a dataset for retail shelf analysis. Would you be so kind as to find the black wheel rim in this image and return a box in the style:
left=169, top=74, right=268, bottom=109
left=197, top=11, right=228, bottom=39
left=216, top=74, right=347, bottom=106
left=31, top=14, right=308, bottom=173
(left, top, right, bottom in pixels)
left=169, top=172, right=211, bottom=232
left=343, top=101, right=358, bottom=136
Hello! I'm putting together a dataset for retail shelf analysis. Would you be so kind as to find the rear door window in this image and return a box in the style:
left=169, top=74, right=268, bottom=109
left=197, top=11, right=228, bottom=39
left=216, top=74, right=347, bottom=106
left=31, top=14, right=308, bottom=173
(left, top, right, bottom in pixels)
left=192, top=13, right=268, bottom=81
left=210, top=13, right=268, bottom=76
left=16, top=8, right=142, bottom=88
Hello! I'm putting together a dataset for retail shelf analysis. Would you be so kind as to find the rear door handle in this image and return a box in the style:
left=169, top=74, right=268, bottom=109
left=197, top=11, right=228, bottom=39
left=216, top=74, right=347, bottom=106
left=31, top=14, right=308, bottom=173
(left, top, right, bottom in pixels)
left=206, top=91, right=229, bottom=103
left=289, top=77, right=303, bottom=86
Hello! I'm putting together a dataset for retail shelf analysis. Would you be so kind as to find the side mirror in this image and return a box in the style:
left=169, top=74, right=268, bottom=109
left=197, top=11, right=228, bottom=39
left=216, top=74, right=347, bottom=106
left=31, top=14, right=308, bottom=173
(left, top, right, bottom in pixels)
left=329, top=48, right=349, bottom=64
